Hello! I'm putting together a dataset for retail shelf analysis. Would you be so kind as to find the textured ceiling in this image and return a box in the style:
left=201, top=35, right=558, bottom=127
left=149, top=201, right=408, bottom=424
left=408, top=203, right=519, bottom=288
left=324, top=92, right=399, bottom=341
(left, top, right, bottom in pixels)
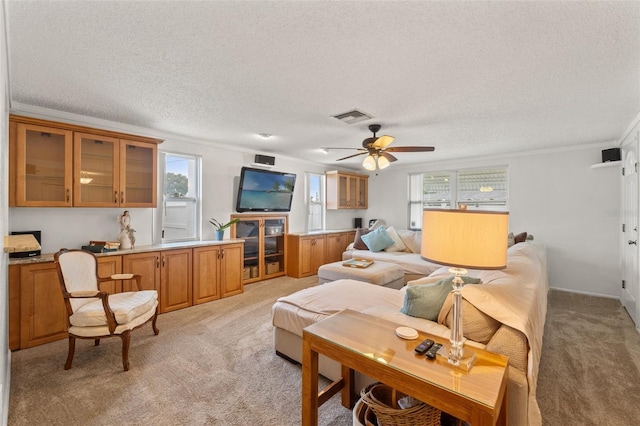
left=5, top=1, right=640, bottom=169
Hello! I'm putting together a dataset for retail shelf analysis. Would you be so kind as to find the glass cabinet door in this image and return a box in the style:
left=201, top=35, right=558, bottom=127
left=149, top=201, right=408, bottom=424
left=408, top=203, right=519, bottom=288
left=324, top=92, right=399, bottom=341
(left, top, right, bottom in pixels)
left=16, top=123, right=73, bottom=206
left=348, top=176, right=358, bottom=207
left=357, top=176, right=367, bottom=208
left=74, top=132, right=119, bottom=207
left=233, top=218, right=261, bottom=280
left=120, top=139, right=157, bottom=207
left=264, top=218, right=285, bottom=277
left=339, top=175, right=348, bottom=207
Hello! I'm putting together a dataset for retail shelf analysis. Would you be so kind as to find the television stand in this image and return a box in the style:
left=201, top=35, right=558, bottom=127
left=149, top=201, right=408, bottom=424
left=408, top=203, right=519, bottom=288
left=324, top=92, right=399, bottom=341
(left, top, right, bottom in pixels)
left=230, top=214, right=288, bottom=284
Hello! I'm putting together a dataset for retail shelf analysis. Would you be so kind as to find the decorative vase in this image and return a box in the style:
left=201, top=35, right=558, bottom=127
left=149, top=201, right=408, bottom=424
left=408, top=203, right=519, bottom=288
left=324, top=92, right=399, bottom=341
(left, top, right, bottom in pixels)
left=215, top=230, right=225, bottom=241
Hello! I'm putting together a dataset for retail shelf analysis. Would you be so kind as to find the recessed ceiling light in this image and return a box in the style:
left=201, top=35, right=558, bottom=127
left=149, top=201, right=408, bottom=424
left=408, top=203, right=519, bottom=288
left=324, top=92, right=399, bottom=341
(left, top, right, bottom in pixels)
left=257, top=133, right=272, bottom=139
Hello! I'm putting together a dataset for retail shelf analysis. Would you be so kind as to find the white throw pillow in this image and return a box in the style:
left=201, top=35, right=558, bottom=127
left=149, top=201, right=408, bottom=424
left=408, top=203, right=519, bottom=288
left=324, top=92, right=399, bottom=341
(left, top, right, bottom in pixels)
left=383, top=226, right=407, bottom=252
left=397, top=229, right=422, bottom=254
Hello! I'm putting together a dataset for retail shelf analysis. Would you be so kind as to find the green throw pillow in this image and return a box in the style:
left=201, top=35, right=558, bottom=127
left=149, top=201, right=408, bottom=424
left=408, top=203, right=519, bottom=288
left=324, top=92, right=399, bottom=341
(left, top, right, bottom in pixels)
left=360, top=226, right=394, bottom=252
left=401, top=276, right=482, bottom=321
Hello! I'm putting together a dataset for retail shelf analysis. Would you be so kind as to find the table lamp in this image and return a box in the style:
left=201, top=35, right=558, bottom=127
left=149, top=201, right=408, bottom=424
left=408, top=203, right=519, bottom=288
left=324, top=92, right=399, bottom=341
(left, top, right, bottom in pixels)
left=421, top=209, right=509, bottom=370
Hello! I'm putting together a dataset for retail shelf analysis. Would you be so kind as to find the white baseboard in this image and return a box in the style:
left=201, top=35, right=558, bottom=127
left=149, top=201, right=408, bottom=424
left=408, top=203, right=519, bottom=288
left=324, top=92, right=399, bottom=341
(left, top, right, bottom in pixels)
left=548, top=286, right=620, bottom=300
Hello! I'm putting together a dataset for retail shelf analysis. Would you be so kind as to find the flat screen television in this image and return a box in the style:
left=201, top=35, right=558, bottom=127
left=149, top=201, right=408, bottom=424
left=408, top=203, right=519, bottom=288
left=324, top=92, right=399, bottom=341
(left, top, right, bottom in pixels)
left=236, top=167, right=297, bottom=212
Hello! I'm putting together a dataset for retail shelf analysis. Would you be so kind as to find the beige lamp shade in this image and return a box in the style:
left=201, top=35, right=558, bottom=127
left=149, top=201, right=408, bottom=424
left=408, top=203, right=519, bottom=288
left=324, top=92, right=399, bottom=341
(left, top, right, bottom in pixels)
left=421, top=209, right=509, bottom=270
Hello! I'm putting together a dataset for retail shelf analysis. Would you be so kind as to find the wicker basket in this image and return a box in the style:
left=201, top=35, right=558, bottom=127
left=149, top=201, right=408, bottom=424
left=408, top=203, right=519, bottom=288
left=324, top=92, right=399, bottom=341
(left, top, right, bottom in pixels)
left=353, top=397, right=379, bottom=426
left=359, top=383, right=441, bottom=426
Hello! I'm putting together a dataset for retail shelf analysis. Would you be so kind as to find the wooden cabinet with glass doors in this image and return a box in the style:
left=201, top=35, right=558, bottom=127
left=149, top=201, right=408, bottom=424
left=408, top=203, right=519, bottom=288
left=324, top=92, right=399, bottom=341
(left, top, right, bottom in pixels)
left=230, top=214, right=288, bottom=284
left=9, top=115, right=162, bottom=207
left=72, top=134, right=158, bottom=207
left=119, top=139, right=157, bottom=207
left=325, top=170, right=368, bottom=209
left=12, top=122, right=73, bottom=206
left=74, top=132, right=120, bottom=206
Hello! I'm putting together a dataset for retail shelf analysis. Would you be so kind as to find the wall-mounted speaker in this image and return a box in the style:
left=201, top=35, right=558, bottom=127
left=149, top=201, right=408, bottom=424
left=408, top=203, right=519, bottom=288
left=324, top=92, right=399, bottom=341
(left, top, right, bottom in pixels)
left=254, top=154, right=275, bottom=166
left=602, top=148, right=621, bottom=163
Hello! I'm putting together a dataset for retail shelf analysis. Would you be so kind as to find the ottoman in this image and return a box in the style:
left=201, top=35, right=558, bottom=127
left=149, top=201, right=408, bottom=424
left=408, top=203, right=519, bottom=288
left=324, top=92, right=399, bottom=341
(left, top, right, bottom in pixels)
left=317, top=260, right=405, bottom=289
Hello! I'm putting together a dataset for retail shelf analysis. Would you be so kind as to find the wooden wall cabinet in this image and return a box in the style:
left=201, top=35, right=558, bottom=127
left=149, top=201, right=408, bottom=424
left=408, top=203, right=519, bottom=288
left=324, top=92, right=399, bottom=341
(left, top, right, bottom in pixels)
left=122, top=252, right=161, bottom=293
left=73, top=132, right=120, bottom=207
left=119, top=139, right=158, bottom=207
left=18, top=262, right=68, bottom=349
left=287, top=230, right=356, bottom=278
left=326, top=171, right=368, bottom=209
left=13, top=122, right=73, bottom=207
left=286, top=234, right=326, bottom=278
left=9, top=115, right=162, bottom=207
left=9, top=265, right=21, bottom=350
left=231, top=214, right=288, bottom=284
left=9, top=242, right=244, bottom=350
left=193, top=243, right=243, bottom=304
left=121, top=250, right=195, bottom=314
left=159, top=249, right=193, bottom=313
left=326, top=231, right=356, bottom=263
left=97, top=255, right=123, bottom=294
left=12, top=256, right=124, bottom=349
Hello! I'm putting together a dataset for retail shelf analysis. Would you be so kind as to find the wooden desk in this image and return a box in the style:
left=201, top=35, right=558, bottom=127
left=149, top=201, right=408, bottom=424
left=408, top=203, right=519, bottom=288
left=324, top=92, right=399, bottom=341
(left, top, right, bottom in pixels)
left=302, top=309, right=508, bottom=426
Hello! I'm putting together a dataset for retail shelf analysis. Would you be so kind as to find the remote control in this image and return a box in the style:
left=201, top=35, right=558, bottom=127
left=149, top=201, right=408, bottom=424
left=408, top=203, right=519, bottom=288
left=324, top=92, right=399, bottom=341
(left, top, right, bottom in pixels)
left=414, top=339, right=434, bottom=355
left=425, top=343, right=443, bottom=359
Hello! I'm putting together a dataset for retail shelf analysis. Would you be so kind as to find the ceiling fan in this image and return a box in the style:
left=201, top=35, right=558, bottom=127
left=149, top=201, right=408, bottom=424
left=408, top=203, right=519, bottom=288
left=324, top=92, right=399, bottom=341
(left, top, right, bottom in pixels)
left=325, top=124, right=435, bottom=171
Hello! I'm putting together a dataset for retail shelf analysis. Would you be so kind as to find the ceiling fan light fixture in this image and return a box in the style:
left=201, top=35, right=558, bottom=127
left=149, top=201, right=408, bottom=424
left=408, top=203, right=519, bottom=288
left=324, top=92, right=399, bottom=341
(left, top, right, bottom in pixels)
left=328, top=123, right=435, bottom=169
left=363, top=155, right=376, bottom=171
left=377, top=155, right=390, bottom=169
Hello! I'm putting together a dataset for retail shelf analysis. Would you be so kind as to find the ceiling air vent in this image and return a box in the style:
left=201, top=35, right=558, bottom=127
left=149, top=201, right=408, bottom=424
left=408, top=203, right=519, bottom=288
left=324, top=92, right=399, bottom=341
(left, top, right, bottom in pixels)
left=332, top=109, right=373, bottom=124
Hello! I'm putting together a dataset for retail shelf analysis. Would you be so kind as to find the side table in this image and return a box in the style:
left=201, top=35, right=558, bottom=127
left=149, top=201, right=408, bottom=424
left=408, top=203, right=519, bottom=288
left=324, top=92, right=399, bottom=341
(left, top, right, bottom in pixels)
left=302, top=309, right=509, bottom=426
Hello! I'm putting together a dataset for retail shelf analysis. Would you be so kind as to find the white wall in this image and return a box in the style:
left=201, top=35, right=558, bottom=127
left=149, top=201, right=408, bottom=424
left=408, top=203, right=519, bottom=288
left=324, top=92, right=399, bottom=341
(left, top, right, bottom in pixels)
left=6, top=108, right=362, bottom=254
left=157, top=138, right=358, bottom=238
left=5, top=104, right=624, bottom=299
left=1, top=2, right=11, bottom=423
left=367, top=145, right=622, bottom=298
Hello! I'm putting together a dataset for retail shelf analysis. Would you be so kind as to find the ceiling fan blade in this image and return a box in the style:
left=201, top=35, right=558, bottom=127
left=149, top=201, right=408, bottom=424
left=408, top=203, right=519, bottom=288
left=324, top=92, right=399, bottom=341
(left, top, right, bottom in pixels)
left=385, top=146, right=435, bottom=152
left=323, top=147, right=365, bottom=150
left=372, top=135, right=395, bottom=149
left=380, top=151, right=398, bottom=162
left=336, top=152, right=368, bottom=161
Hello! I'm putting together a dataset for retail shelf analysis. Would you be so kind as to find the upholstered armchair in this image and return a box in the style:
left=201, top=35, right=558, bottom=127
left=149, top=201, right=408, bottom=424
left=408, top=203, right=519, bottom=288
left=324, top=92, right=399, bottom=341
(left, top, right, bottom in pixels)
left=54, top=249, right=159, bottom=371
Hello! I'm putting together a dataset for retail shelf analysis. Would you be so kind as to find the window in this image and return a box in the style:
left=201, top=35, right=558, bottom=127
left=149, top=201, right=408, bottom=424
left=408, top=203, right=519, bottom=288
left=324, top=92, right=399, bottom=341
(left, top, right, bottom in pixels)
left=307, top=172, right=324, bottom=231
left=408, top=166, right=508, bottom=229
left=161, top=152, right=201, bottom=242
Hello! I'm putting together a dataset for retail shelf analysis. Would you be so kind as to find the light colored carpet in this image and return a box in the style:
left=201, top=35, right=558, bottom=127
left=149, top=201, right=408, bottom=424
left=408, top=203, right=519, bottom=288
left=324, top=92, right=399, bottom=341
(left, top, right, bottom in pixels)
left=8, top=275, right=352, bottom=425
left=537, top=290, right=640, bottom=425
left=8, top=278, right=640, bottom=425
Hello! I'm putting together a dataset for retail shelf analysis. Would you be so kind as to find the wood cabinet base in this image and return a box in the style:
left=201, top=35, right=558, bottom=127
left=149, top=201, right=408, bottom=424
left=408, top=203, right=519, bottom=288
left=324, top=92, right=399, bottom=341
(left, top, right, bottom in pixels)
left=8, top=242, right=243, bottom=350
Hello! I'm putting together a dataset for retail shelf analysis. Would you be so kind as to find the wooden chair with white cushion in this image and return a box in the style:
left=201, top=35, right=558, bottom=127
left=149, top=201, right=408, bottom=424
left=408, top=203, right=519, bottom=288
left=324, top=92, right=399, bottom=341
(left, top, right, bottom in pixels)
left=54, top=249, right=159, bottom=371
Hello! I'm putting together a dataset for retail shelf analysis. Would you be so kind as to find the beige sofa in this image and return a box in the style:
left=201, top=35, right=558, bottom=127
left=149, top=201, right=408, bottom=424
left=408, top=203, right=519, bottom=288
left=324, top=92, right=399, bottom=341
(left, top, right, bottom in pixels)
left=271, top=241, right=548, bottom=426
left=342, top=229, right=441, bottom=282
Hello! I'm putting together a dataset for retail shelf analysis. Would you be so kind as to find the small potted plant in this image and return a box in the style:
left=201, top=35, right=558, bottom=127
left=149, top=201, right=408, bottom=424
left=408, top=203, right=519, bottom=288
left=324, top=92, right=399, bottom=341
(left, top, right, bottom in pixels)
left=209, top=218, right=240, bottom=241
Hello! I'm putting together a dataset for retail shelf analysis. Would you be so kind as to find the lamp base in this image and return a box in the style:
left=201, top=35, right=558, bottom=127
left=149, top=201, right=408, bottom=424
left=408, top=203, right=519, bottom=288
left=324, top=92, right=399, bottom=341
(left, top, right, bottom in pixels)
left=435, top=345, right=476, bottom=372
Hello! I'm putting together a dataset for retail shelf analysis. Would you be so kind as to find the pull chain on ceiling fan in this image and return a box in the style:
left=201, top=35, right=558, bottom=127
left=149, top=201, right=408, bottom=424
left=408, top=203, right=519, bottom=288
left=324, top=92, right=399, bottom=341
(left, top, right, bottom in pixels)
left=324, top=124, right=435, bottom=171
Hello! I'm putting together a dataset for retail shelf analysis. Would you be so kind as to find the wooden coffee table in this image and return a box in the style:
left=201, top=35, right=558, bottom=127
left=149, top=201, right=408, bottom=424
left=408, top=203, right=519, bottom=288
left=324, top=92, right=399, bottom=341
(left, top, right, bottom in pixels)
left=302, top=309, right=509, bottom=426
